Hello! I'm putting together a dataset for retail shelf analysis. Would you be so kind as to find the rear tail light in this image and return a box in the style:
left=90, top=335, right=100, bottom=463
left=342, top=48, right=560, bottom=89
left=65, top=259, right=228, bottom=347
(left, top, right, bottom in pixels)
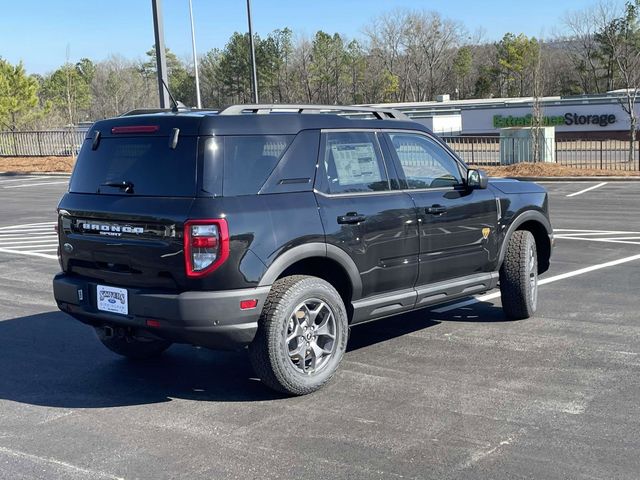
left=184, top=219, right=229, bottom=277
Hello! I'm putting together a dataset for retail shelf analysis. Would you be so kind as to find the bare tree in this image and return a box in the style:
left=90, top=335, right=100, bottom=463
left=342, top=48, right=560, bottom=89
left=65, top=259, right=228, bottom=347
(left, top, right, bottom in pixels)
left=90, top=55, right=156, bottom=119
left=531, top=40, right=544, bottom=163
left=291, top=36, right=314, bottom=103
left=562, top=4, right=616, bottom=93
left=404, top=11, right=464, bottom=101
left=364, top=10, right=406, bottom=101
left=596, top=0, right=640, bottom=162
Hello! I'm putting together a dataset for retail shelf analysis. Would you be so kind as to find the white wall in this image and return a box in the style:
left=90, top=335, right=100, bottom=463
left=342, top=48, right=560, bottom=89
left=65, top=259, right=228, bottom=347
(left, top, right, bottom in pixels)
left=413, top=114, right=462, bottom=135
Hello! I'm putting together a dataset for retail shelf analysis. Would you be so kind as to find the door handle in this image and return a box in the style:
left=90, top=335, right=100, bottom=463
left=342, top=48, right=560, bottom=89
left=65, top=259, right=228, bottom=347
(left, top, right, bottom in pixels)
left=337, top=212, right=367, bottom=224
left=426, top=205, right=447, bottom=215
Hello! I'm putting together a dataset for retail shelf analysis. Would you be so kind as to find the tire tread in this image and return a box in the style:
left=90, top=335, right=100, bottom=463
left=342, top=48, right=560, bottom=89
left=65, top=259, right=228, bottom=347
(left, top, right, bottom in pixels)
left=500, top=230, right=537, bottom=320
left=249, top=275, right=346, bottom=395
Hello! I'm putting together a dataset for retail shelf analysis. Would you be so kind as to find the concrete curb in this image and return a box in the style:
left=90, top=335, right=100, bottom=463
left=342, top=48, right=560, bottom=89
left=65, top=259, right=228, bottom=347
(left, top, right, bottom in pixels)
left=0, top=172, right=71, bottom=177
left=505, top=176, right=640, bottom=182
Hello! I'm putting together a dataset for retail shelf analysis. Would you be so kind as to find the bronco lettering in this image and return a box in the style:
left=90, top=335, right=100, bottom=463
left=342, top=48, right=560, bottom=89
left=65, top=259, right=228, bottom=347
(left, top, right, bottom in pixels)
left=78, top=222, right=144, bottom=235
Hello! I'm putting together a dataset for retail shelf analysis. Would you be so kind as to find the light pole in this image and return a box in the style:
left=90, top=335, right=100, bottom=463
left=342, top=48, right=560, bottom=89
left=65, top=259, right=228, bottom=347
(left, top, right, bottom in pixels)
left=151, top=0, right=170, bottom=108
left=188, top=0, right=202, bottom=108
left=246, top=0, right=259, bottom=103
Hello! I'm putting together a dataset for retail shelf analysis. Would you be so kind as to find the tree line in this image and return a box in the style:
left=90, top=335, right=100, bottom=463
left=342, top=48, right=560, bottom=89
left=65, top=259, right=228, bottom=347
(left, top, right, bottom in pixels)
left=0, top=2, right=639, bottom=132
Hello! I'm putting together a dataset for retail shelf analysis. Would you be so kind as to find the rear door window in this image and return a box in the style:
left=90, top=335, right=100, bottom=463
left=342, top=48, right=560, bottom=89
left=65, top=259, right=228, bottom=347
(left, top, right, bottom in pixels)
left=203, top=135, right=293, bottom=196
left=70, top=136, right=198, bottom=197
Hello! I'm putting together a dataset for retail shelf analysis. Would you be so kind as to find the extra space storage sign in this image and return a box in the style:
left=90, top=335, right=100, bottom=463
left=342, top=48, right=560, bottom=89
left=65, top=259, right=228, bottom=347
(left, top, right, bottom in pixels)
left=493, top=113, right=617, bottom=128
left=460, top=102, right=633, bottom=134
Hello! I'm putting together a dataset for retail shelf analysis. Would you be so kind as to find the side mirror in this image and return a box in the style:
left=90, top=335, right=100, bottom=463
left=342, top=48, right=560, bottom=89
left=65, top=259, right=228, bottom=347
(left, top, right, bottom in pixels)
left=467, top=169, right=488, bottom=189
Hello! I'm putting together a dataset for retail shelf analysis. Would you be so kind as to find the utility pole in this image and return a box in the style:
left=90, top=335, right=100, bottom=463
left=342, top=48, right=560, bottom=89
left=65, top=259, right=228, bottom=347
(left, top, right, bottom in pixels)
left=189, top=0, right=202, bottom=108
left=246, top=0, right=259, bottom=103
left=151, top=0, right=170, bottom=108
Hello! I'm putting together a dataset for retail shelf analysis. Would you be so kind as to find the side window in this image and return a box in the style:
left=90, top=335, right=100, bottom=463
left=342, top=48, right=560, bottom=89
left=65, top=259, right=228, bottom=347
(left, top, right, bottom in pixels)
left=322, top=131, right=389, bottom=194
left=203, top=135, right=293, bottom=197
left=388, top=133, right=463, bottom=189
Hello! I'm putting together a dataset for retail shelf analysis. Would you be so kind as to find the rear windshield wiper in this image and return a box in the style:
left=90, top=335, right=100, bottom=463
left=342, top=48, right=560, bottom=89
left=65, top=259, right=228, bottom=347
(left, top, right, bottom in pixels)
left=99, top=180, right=134, bottom=194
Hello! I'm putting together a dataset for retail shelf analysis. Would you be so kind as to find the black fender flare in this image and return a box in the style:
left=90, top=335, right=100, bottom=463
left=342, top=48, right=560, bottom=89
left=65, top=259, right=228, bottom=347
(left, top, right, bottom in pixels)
left=499, top=210, right=553, bottom=267
left=257, top=243, right=363, bottom=300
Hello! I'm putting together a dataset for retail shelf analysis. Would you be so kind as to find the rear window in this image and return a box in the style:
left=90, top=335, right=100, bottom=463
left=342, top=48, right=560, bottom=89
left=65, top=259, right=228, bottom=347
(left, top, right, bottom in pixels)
left=203, top=135, right=293, bottom=196
left=70, top=136, right=197, bottom=197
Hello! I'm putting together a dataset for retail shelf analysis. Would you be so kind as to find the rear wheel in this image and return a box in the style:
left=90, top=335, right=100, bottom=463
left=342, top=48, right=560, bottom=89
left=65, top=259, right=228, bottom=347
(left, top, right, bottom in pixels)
left=95, top=326, right=171, bottom=359
left=500, top=230, right=538, bottom=320
left=249, top=275, right=348, bottom=395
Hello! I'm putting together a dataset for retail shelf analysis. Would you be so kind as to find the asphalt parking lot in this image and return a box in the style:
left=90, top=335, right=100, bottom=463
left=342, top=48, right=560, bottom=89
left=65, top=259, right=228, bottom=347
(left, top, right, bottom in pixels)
left=0, top=175, right=639, bottom=480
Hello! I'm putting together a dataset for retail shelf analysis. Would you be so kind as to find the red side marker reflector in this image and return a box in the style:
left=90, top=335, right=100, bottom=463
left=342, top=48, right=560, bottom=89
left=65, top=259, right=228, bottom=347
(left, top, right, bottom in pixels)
left=111, top=125, right=159, bottom=134
left=146, top=319, right=161, bottom=328
left=240, top=299, right=258, bottom=310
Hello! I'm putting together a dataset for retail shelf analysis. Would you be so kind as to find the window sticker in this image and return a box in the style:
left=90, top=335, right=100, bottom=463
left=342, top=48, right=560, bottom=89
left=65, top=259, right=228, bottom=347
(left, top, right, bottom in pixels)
left=330, top=143, right=382, bottom=186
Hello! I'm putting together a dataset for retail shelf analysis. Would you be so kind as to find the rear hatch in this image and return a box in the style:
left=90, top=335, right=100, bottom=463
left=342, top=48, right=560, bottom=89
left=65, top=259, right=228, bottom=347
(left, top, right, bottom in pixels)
left=58, top=116, right=201, bottom=290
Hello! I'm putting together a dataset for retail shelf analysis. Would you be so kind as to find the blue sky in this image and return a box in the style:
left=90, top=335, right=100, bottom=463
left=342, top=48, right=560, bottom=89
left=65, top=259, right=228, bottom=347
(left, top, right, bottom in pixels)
left=2, top=0, right=609, bottom=74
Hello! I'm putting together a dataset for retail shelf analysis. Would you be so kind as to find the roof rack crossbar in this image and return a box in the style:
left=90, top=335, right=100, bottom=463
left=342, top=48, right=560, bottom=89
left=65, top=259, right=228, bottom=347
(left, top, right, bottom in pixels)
left=218, top=104, right=409, bottom=120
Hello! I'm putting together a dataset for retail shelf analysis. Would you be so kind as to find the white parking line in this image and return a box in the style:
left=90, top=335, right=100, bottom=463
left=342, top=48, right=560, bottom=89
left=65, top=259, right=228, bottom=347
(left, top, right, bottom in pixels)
left=3, top=181, right=69, bottom=189
left=556, top=237, right=640, bottom=246
left=566, top=182, right=607, bottom=197
left=433, top=252, right=640, bottom=313
left=0, top=248, right=57, bottom=260
left=0, top=445, right=125, bottom=480
left=0, top=221, right=56, bottom=229
left=0, top=176, right=46, bottom=184
left=0, top=222, right=58, bottom=259
left=553, top=228, right=612, bottom=233
left=555, top=232, right=639, bottom=237
left=0, top=227, right=55, bottom=232
left=554, top=228, right=640, bottom=245
left=0, top=240, right=58, bottom=246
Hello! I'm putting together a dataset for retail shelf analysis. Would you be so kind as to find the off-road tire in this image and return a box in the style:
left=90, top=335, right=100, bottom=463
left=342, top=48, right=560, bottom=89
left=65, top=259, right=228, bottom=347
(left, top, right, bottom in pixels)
left=499, top=230, right=538, bottom=320
left=95, top=327, right=172, bottom=359
left=249, top=275, right=348, bottom=395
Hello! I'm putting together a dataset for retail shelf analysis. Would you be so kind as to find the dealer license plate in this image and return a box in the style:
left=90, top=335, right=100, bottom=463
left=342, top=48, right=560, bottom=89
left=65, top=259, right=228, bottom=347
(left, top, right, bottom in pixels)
left=96, top=285, right=128, bottom=315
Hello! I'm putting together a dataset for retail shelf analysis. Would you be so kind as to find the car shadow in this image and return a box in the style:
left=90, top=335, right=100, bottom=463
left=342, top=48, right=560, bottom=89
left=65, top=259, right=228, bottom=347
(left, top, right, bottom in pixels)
left=0, top=311, right=286, bottom=408
left=347, top=299, right=514, bottom=351
left=0, top=299, right=513, bottom=408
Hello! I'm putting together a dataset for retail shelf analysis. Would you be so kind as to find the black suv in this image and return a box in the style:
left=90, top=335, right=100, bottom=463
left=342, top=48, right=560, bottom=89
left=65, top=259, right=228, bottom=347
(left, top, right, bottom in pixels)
left=53, top=104, right=553, bottom=395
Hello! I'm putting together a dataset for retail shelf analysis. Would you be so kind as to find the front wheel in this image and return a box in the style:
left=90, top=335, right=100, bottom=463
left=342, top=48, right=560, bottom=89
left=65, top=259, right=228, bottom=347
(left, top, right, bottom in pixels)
left=500, top=230, right=538, bottom=320
left=249, top=275, right=348, bottom=395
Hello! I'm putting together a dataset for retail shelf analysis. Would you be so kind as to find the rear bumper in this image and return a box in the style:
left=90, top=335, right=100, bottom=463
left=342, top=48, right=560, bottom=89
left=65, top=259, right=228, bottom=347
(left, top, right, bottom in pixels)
left=53, top=273, right=270, bottom=350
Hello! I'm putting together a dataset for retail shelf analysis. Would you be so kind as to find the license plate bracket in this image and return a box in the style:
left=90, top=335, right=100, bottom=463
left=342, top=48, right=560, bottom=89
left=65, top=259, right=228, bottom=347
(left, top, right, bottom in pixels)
left=96, top=285, right=128, bottom=315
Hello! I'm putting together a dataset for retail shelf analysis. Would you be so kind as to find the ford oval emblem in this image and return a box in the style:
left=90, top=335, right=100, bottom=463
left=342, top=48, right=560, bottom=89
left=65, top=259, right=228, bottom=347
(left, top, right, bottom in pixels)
left=63, top=243, right=74, bottom=253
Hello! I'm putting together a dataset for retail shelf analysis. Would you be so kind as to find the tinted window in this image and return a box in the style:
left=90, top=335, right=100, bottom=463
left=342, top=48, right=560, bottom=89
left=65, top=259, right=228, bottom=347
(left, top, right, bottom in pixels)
left=70, top=136, right=197, bottom=196
left=388, top=133, right=462, bottom=189
left=323, top=131, right=389, bottom=194
left=203, top=135, right=293, bottom=196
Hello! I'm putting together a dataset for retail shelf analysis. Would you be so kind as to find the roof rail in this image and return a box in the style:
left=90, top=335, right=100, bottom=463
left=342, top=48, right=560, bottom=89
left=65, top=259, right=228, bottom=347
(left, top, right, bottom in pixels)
left=120, top=108, right=174, bottom=116
left=120, top=107, right=219, bottom=117
left=218, top=104, right=409, bottom=120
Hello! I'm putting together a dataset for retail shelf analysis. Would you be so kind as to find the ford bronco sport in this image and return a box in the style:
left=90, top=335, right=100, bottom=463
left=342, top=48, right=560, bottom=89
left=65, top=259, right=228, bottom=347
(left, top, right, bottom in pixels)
left=53, top=104, right=553, bottom=395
